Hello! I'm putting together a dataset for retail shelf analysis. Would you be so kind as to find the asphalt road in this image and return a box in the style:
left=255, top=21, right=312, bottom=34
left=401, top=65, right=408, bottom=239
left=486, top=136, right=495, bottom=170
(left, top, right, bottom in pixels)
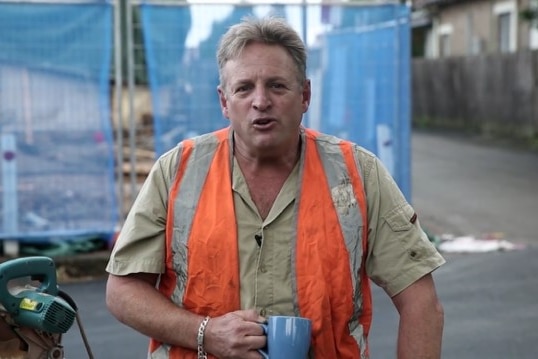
left=59, top=130, right=538, bottom=358
left=410, top=130, right=538, bottom=243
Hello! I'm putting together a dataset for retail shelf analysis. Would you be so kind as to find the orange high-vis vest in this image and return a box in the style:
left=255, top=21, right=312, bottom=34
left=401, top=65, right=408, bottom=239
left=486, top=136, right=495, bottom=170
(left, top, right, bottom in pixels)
left=149, top=127, right=371, bottom=359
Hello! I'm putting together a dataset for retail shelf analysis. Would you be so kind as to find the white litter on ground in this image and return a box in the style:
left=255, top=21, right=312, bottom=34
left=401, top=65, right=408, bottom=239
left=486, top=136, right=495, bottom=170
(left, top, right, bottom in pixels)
left=437, top=234, right=525, bottom=253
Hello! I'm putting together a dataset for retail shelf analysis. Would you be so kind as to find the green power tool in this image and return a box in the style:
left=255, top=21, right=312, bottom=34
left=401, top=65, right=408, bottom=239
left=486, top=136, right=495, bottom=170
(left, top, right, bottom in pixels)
left=0, top=256, right=76, bottom=333
left=0, top=256, right=94, bottom=358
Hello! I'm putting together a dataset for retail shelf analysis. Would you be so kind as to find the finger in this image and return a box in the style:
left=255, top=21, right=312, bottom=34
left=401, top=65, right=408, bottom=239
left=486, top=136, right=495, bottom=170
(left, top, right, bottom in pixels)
left=245, top=350, right=266, bottom=359
left=234, top=309, right=264, bottom=322
left=244, top=331, right=267, bottom=349
left=254, top=316, right=266, bottom=325
left=249, top=322, right=265, bottom=336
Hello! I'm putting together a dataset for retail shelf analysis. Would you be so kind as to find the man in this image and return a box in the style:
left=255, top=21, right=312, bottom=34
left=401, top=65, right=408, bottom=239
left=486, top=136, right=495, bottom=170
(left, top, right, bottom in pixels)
left=106, top=16, right=445, bottom=359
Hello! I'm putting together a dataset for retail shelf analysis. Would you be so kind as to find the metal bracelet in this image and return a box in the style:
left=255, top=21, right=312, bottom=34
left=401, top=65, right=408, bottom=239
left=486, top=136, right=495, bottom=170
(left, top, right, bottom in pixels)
left=197, top=316, right=211, bottom=359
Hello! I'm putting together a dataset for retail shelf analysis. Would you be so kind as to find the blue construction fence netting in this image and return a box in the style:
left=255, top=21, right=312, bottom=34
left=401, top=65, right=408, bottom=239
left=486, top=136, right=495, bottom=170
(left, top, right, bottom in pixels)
left=141, top=2, right=411, bottom=198
left=0, top=1, right=411, bottom=248
left=0, top=1, right=117, bottom=248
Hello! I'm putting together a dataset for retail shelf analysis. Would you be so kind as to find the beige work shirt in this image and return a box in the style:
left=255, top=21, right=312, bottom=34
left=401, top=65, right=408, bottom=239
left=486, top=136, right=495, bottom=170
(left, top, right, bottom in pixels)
left=106, top=142, right=445, bottom=315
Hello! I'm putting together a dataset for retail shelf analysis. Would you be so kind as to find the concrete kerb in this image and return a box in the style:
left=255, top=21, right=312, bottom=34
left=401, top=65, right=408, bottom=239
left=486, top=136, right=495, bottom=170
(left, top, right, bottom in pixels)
left=53, top=250, right=112, bottom=284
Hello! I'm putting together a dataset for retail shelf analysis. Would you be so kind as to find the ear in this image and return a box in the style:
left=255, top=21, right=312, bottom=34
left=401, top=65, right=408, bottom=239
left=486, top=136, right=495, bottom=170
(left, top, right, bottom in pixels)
left=217, top=86, right=229, bottom=119
left=302, top=79, right=311, bottom=113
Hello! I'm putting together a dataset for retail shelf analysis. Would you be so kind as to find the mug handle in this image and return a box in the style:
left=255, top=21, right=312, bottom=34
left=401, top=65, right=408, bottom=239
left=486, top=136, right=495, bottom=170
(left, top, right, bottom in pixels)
left=257, top=323, right=269, bottom=359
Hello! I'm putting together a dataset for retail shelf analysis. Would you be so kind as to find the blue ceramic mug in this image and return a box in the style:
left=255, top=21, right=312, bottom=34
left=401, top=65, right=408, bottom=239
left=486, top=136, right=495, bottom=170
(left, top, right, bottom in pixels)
left=258, top=315, right=312, bottom=359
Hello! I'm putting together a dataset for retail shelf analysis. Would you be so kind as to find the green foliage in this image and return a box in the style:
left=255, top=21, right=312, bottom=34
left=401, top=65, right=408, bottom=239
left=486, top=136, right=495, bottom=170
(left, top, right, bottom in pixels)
left=520, top=8, right=538, bottom=24
left=529, top=133, right=538, bottom=151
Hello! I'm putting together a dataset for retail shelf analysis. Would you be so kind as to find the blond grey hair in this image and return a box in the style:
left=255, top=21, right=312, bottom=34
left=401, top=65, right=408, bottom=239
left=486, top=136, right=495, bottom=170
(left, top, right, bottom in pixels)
left=216, top=16, right=307, bottom=89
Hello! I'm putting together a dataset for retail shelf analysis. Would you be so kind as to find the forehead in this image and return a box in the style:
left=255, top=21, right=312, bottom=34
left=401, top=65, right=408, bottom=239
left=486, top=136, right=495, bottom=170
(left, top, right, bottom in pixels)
left=222, top=43, right=297, bottom=81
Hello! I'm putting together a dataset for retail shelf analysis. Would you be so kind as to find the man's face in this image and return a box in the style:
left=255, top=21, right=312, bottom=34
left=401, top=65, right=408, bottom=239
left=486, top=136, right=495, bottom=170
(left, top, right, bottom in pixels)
left=218, top=42, right=311, bottom=157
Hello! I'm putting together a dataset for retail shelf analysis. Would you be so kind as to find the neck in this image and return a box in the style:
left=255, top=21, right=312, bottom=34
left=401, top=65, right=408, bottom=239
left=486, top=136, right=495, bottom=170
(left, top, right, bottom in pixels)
left=233, top=136, right=301, bottom=173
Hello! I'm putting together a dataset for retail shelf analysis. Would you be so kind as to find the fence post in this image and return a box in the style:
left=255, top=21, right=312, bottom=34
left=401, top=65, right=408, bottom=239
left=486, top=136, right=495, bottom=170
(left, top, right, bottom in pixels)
left=114, top=0, right=125, bottom=224
left=1, top=133, right=19, bottom=256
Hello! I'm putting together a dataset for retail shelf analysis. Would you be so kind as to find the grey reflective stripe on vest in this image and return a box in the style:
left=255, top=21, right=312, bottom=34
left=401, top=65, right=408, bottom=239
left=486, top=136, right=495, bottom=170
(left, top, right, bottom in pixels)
left=148, top=344, right=170, bottom=359
left=152, top=133, right=222, bottom=357
left=293, top=131, right=368, bottom=357
left=170, top=132, right=222, bottom=306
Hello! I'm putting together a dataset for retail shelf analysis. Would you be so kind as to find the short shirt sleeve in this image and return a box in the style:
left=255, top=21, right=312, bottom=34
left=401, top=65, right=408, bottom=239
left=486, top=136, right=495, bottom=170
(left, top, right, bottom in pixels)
left=105, top=147, right=180, bottom=276
left=358, top=149, right=445, bottom=297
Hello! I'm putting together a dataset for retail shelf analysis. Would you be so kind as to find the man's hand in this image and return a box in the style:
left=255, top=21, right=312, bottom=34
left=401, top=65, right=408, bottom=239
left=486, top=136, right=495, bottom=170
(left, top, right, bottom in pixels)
left=107, top=274, right=267, bottom=358
left=204, top=309, right=267, bottom=359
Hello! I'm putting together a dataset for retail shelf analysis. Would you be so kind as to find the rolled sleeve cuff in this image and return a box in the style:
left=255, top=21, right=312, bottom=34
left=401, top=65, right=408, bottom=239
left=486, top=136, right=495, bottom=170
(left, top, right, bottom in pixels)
left=385, top=253, right=446, bottom=297
left=106, top=257, right=164, bottom=276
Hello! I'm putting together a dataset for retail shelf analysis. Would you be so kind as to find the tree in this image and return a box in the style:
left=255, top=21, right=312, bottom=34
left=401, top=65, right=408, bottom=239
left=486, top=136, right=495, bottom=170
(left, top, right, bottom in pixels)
left=520, top=8, right=538, bottom=26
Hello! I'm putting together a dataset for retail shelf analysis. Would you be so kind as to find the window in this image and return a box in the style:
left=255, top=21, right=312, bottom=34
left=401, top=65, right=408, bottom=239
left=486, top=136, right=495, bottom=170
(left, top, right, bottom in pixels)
left=493, top=1, right=517, bottom=53
left=439, top=34, right=451, bottom=57
left=498, top=12, right=511, bottom=52
left=530, top=0, right=538, bottom=49
left=437, top=23, right=453, bottom=57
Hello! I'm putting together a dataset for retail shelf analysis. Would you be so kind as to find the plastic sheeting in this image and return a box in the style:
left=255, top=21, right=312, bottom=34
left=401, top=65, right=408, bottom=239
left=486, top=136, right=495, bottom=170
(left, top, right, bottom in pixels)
left=313, top=5, right=411, bottom=199
left=0, top=2, right=117, bottom=243
left=140, top=3, right=412, bottom=199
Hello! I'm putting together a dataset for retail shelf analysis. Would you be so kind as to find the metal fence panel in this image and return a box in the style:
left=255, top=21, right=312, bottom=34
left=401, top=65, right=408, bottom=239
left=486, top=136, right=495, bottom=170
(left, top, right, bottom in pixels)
left=312, top=4, right=411, bottom=199
left=0, top=1, right=117, bottom=244
left=139, top=2, right=411, bottom=199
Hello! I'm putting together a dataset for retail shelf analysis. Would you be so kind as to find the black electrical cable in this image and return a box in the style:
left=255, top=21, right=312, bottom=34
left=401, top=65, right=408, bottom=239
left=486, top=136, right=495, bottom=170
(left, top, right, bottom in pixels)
left=58, top=289, right=94, bottom=359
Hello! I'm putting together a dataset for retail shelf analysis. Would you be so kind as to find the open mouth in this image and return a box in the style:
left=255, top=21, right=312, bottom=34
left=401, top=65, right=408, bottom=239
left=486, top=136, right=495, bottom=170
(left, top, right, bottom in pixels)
left=252, top=118, right=276, bottom=131
left=253, top=118, right=273, bottom=126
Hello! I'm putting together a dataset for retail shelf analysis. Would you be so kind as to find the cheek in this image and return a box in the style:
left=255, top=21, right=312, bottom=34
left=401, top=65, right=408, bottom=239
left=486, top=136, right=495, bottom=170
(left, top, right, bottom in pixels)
left=227, top=99, right=249, bottom=114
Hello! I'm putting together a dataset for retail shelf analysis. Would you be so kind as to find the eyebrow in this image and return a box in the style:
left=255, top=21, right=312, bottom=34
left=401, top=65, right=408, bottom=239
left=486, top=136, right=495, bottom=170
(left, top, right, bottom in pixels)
left=232, top=76, right=291, bottom=86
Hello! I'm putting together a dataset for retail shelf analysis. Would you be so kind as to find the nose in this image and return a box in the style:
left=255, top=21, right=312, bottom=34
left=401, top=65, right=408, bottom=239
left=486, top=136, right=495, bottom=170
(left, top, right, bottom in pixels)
left=252, top=87, right=271, bottom=112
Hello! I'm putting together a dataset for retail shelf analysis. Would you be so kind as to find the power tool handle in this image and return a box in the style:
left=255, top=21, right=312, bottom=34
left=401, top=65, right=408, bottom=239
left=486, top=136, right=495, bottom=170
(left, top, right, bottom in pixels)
left=0, top=256, right=58, bottom=309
